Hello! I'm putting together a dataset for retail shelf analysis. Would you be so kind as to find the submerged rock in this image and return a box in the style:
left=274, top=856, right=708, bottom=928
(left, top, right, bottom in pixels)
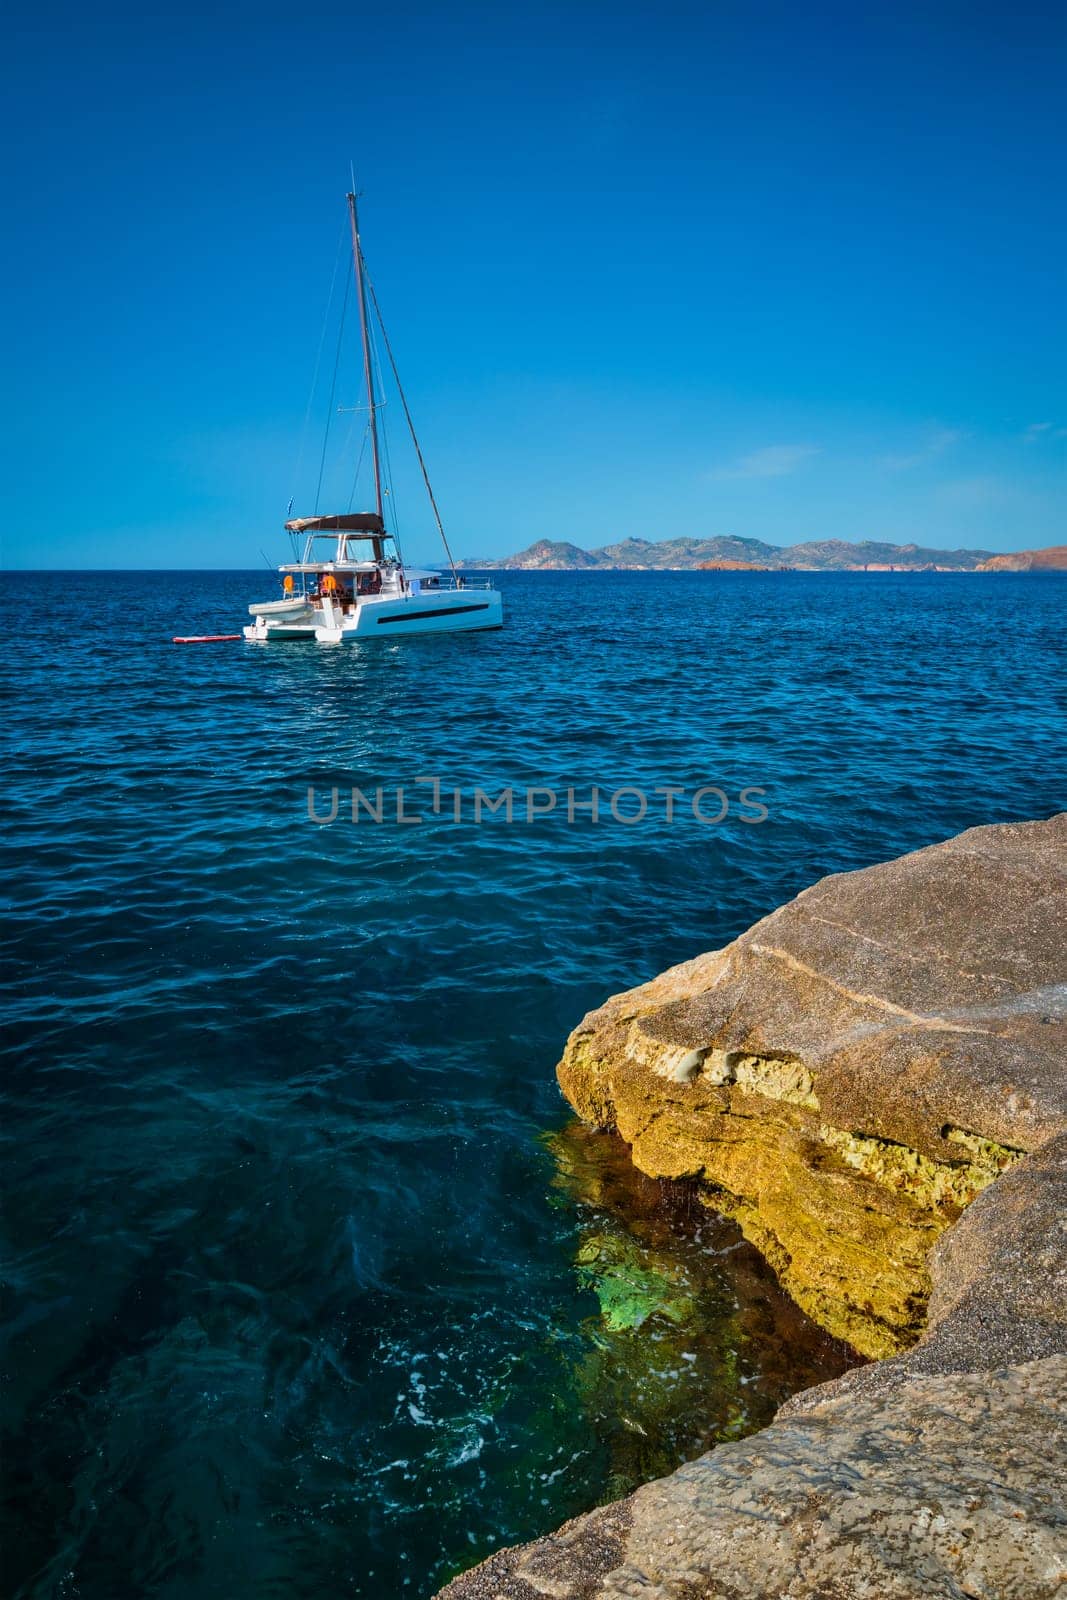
left=438, top=815, right=1067, bottom=1599
left=441, top=1350, right=1067, bottom=1600
left=542, top=1124, right=856, bottom=1505
left=573, top=1231, right=697, bottom=1332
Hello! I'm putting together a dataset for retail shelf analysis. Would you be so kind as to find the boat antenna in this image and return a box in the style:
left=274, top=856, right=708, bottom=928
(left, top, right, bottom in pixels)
left=363, top=259, right=460, bottom=586
left=347, top=188, right=385, bottom=532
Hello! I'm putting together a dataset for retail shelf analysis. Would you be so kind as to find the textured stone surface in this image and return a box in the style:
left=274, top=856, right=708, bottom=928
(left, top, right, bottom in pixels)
left=440, top=1355, right=1067, bottom=1600
left=438, top=816, right=1067, bottom=1599
left=556, top=815, right=1066, bottom=1355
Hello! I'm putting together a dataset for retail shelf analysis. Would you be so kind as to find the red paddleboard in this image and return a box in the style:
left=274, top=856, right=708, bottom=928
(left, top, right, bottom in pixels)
left=173, top=635, right=242, bottom=643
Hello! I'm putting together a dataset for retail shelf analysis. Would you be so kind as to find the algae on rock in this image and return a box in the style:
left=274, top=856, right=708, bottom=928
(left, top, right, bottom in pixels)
left=573, top=1232, right=696, bottom=1332
left=553, top=818, right=1053, bottom=1360
left=543, top=1123, right=856, bottom=1500
left=558, top=1038, right=1025, bottom=1358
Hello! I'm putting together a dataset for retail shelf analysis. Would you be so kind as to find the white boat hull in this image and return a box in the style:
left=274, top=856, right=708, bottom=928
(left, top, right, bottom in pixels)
left=315, top=589, right=503, bottom=641
left=244, top=587, right=503, bottom=642
left=243, top=622, right=319, bottom=640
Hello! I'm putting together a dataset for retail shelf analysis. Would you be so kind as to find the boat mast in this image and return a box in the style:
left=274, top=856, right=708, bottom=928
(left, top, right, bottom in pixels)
left=347, top=191, right=385, bottom=535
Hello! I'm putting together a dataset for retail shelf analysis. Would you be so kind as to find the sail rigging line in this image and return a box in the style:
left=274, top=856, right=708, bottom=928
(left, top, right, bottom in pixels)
left=336, top=391, right=365, bottom=483
left=372, top=310, right=406, bottom=569
left=361, top=254, right=460, bottom=586
left=313, top=267, right=351, bottom=514
left=290, top=213, right=347, bottom=512
left=347, top=192, right=385, bottom=525
left=380, top=426, right=404, bottom=568
left=347, top=424, right=370, bottom=512
left=362, top=275, right=407, bottom=569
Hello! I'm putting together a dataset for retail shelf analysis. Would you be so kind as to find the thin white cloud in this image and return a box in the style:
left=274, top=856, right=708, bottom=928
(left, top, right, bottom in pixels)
left=1023, top=421, right=1067, bottom=441
left=879, top=427, right=962, bottom=473
left=710, top=444, right=820, bottom=481
left=936, top=475, right=1008, bottom=508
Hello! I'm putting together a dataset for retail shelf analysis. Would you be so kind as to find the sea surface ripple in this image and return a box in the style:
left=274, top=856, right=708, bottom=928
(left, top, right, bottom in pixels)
left=2, top=569, right=1064, bottom=1598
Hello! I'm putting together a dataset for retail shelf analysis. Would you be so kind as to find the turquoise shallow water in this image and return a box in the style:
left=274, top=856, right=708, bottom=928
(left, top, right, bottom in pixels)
left=2, top=569, right=1065, bottom=1598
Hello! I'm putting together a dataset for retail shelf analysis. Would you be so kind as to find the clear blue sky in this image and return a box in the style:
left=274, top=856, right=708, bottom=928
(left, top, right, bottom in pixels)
left=5, top=0, right=1065, bottom=568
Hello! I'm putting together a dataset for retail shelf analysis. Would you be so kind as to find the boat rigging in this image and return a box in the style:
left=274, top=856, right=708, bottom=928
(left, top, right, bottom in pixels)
left=244, top=189, right=503, bottom=643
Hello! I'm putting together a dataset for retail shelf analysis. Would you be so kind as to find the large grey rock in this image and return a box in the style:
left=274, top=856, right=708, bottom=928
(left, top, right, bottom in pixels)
left=438, top=816, right=1067, bottom=1599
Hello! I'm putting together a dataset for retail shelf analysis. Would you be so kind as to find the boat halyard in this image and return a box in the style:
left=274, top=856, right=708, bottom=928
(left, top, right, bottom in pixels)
left=244, top=191, right=503, bottom=642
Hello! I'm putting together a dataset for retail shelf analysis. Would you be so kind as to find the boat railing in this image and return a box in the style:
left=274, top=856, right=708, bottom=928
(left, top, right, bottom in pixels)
left=428, top=576, right=497, bottom=592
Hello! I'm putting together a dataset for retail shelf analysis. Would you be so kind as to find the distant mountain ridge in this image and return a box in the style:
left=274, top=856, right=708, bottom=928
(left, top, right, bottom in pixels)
left=458, top=535, right=1001, bottom=571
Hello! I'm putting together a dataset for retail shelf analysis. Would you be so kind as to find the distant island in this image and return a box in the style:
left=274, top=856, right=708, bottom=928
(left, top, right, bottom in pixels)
left=975, top=544, right=1067, bottom=572
left=458, top=536, right=1067, bottom=573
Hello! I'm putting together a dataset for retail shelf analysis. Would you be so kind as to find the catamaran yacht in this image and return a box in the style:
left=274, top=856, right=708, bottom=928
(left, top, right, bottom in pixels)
left=245, top=191, right=503, bottom=642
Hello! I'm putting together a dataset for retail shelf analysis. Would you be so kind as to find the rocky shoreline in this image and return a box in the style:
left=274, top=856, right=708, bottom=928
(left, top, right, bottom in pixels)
left=438, top=815, right=1067, bottom=1599
left=457, top=537, right=1067, bottom=573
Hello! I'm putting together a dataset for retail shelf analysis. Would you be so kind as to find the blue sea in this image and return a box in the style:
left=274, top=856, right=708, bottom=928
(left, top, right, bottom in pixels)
left=3, top=569, right=1065, bottom=1599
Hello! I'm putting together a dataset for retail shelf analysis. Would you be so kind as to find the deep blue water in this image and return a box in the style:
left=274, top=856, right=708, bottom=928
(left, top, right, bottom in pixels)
left=2, top=568, right=1065, bottom=1599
